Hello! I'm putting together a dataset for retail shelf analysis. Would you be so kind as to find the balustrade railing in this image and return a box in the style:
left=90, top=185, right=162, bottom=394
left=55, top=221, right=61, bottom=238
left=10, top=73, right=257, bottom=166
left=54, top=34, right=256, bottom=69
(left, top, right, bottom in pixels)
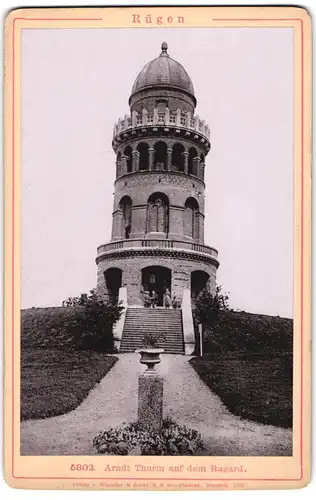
left=113, top=107, right=210, bottom=139
left=97, top=238, right=218, bottom=258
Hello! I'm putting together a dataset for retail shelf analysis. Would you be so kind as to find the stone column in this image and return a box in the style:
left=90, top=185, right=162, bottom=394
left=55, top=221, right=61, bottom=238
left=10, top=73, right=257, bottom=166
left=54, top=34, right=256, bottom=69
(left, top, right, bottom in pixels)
left=200, top=162, right=205, bottom=181
left=121, top=155, right=127, bottom=175
left=132, top=110, right=138, bottom=127
left=132, top=150, right=140, bottom=172
left=167, top=148, right=172, bottom=171
left=138, top=372, right=163, bottom=432
left=148, top=148, right=155, bottom=171
left=153, top=107, right=159, bottom=125
left=183, top=151, right=189, bottom=174
left=176, top=109, right=181, bottom=126
left=111, top=210, right=124, bottom=239
left=198, top=213, right=205, bottom=243
left=115, top=160, right=120, bottom=178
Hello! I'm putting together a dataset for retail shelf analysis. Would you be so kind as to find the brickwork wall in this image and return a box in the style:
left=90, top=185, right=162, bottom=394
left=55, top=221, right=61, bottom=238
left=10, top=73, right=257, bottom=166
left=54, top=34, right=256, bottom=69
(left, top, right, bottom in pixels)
left=97, top=252, right=217, bottom=306
left=112, top=172, right=205, bottom=243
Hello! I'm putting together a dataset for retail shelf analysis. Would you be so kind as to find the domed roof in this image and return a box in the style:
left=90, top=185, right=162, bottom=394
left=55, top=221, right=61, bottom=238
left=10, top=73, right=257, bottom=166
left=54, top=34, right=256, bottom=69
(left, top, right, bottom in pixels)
left=131, top=42, right=195, bottom=96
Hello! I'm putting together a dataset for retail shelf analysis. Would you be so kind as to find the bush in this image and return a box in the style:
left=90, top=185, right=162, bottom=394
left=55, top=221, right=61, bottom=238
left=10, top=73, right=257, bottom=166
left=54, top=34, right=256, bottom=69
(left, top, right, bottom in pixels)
left=61, top=289, right=123, bottom=352
left=193, top=286, right=229, bottom=326
left=93, top=419, right=204, bottom=456
left=21, top=290, right=124, bottom=353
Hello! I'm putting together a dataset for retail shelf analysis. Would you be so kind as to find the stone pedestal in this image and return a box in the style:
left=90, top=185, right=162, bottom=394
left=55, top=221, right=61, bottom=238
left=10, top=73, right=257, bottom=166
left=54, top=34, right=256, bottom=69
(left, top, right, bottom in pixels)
left=138, top=374, right=163, bottom=432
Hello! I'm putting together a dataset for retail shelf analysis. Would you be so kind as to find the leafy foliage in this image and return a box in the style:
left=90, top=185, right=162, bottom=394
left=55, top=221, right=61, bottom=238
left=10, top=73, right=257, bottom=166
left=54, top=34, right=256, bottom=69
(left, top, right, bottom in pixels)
left=193, top=286, right=230, bottom=328
left=21, top=289, right=123, bottom=352
left=60, top=289, right=124, bottom=351
left=141, top=332, right=166, bottom=348
left=93, top=418, right=203, bottom=456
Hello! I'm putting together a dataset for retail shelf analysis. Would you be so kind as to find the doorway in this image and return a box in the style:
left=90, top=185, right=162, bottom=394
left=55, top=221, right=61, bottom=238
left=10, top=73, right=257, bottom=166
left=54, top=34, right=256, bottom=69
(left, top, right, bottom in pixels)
left=141, top=266, right=171, bottom=306
left=191, top=270, right=210, bottom=302
left=104, top=268, right=122, bottom=305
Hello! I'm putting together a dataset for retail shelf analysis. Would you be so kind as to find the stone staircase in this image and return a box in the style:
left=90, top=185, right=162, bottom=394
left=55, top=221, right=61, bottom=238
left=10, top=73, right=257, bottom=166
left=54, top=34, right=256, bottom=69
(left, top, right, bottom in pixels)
left=120, top=308, right=184, bottom=354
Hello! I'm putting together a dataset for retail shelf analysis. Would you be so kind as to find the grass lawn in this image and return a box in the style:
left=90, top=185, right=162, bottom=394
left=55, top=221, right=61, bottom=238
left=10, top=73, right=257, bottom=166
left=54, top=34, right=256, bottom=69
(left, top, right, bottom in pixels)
left=21, top=348, right=118, bottom=421
left=190, top=352, right=292, bottom=429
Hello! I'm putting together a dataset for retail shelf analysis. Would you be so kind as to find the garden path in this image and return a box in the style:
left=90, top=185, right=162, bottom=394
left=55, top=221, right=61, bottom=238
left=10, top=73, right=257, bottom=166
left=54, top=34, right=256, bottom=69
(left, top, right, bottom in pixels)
left=21, top=353, right=292, bottom=456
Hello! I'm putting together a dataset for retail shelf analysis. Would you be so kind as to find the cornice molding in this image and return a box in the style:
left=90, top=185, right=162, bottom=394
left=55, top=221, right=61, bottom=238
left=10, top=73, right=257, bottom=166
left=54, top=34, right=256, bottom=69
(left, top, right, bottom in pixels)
left=96, top=247, right=219, bottom=268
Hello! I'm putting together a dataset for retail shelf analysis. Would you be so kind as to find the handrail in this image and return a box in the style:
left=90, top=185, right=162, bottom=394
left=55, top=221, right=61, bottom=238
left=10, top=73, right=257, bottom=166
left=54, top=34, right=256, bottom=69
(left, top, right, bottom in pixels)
left=97, top=238, right=218, bottom=258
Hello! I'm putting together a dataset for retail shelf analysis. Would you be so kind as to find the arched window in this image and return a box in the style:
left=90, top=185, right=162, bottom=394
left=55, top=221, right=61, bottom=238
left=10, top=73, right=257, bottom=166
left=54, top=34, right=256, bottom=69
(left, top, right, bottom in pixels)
left=188, top=147, right=198, bottom=175
left=147, top=192, right=169, bottom=234
left=172, top=143, right=185, bottom=172
left=124, top=146, right=133, bottom=173
left=184, top=197, right=199, bottom=240
left=119, top=195, right=132, bottom=239
left=137, top=142, right=149, bottom=171
left=154, top=141, right=167, bottom=171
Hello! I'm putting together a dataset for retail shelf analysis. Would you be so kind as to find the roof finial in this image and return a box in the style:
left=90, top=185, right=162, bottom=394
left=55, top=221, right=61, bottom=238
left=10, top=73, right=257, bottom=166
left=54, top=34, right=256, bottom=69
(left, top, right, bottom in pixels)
left=160, top=41, right=168, bottom=56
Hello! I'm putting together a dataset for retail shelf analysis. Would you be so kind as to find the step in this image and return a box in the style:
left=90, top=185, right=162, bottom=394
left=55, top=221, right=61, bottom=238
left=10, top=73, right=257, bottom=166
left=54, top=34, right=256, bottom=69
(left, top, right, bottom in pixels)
left=120, top=307, right=185, bottom=355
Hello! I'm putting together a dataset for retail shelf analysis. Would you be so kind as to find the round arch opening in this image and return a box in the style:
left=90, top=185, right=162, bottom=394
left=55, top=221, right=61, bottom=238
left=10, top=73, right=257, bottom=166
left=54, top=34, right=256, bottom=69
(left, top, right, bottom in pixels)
left=141, top=266, right=171, bottom=307
left=104, top=268, right=122, bottom=305
left=124, top=146, right=133, bottom=173
left=137, top=142, right=149, bottom=171
left=146, top=192, right=169, bottom=235
left=191, top=270, right=210, bottom=302
left=188, top=147, right=198, bottom=175
left=184, top=197, right=200, bottom=240
left=119, top=195, right=132, bottom=239
left=154, top=141, right=167, bottom=171
left=172, top=143, right=185, bottom=172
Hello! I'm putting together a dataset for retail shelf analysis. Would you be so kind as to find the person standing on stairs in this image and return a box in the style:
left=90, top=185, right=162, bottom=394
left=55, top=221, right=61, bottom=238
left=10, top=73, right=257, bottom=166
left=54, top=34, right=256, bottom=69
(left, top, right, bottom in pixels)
left=143, top=289, right=151, bottom=308
left=150, top=289, right=157, bottom=308
left=164, top=288, right=171, bottom=308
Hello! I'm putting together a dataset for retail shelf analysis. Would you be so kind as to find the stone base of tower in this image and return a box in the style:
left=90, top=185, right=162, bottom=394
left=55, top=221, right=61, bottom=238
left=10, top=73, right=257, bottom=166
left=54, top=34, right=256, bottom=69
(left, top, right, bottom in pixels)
left=96, top=246, right=218, bottom=307
left=96, top=245, right=219, bottom=355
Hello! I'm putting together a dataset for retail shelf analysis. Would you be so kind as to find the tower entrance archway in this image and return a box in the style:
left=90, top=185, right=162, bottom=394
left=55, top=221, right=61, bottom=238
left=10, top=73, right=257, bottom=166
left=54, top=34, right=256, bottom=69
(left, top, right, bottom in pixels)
left=104, top=268, right=122, bottom=305
left=141, top=266, right=171, bottom=306
left=191, top=270, right=210, bottom=303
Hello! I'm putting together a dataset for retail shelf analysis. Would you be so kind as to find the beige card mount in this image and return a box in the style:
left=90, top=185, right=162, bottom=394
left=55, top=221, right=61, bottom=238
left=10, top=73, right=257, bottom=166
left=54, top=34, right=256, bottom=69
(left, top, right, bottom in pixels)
left=4, top=5, right=312, bottom=491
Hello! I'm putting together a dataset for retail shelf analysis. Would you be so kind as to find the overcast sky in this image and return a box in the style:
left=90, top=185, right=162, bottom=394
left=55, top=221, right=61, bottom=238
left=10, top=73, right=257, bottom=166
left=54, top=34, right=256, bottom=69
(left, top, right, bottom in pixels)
left=21, top=27, right=293, bottom=317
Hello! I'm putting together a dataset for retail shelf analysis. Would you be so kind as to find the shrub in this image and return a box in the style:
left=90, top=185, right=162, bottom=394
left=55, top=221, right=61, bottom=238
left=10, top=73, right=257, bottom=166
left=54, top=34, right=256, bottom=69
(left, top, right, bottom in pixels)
left=141, top=332, right=166, bottom=348
left=61, top=289, right=124, bottom=352
left=193, top=286, right=230, bottom=328
left=21, top=290, right=124, bottom=353
left=93, top=419, right=203, bottom=456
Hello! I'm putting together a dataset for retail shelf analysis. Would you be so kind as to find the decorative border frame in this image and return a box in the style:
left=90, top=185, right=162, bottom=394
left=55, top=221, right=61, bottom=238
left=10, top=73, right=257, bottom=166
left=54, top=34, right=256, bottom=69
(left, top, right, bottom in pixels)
left=4, top=6, right=311, bottom=490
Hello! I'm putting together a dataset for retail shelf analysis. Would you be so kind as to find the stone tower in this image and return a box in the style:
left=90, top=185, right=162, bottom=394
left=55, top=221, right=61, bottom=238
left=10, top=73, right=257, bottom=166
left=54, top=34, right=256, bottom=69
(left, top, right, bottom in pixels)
left=96, top=42, right=219, bottom=353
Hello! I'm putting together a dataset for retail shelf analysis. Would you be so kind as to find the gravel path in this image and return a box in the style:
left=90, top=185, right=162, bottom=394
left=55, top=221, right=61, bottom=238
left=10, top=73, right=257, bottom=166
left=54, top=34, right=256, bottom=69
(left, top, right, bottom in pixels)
left=21, top=353, right=292, bottom=456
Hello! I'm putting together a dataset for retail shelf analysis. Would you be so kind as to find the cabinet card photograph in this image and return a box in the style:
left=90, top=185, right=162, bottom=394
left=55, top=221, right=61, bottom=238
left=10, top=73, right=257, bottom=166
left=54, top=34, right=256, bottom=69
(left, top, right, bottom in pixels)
left=4, top=5, right=312, bottom=491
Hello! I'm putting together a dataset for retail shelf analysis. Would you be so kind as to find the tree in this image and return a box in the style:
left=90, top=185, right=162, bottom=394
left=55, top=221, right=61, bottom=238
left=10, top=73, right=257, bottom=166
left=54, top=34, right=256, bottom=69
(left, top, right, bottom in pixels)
left=61, top=289, right=124, bottom=352
left=193, top=285, right=230, bottom=328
